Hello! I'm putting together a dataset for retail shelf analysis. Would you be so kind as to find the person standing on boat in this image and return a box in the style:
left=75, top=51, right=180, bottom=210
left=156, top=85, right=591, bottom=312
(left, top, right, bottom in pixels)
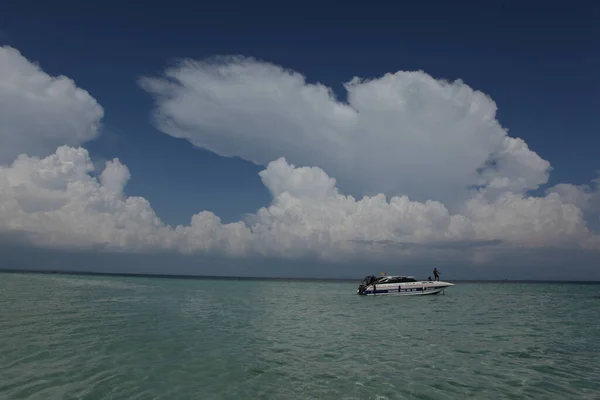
left=433, top=268, right=440, bottom=281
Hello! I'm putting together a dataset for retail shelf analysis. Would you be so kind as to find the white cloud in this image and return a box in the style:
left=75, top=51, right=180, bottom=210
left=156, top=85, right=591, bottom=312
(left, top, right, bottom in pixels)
left=139, top=56, right=550, bottom=209
left=99, top=158, right=131, bottom=197
left=546, top=174, right=600, bottom=214
left=0, top=148, right=596, bottom=263
left=545, top=173, right=600, bottom=233
left=0, top=46, right=103, bottom=165
left=0, top=47, right=598, bottom=267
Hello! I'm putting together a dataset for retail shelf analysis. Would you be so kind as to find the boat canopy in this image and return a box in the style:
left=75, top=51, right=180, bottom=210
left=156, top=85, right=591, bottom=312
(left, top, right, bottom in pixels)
left=360, top=275, right=418, bottom=285
left=376, top=276, right=417, bottom=284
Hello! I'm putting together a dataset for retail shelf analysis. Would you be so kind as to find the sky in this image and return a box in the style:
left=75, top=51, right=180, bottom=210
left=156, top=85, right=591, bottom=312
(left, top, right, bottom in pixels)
left=0, top=0, right=599, bottom=279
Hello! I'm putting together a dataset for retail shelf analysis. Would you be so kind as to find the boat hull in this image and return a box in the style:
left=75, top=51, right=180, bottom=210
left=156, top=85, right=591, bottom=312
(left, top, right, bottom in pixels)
left=358, top=287, right=445, bottom=296
left=357, top=281, right=454, bottom=296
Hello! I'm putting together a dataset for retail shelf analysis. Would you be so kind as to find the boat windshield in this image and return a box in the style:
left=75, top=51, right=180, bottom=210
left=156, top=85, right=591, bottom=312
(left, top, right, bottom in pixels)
left=360, top=275, right=417, bottom=285
left=376, top=276, right=417, bottom=284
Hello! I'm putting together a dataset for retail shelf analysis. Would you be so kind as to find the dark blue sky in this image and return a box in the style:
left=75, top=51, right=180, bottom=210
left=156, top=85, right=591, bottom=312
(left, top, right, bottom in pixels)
left=2, top=0, right=598, bottom=226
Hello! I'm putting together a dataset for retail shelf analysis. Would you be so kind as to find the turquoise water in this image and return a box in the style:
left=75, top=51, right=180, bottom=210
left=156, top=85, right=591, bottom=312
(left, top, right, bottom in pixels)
left=1, top=273, right=600, bottom=399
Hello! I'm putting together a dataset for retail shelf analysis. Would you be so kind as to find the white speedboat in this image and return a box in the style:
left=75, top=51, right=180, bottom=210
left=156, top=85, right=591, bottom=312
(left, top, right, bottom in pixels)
left=357, top=275, right=455, bottom=296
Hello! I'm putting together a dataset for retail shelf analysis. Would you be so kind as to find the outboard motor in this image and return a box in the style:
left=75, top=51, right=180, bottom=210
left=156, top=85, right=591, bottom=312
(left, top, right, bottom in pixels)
left=358, top=275, right=376, bottom=295
left=358, top=284, right=366, bottom=295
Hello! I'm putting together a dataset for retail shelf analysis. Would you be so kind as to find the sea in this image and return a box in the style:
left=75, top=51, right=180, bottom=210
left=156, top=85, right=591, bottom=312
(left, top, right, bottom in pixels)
left=1, top=272, right=600, bottom=399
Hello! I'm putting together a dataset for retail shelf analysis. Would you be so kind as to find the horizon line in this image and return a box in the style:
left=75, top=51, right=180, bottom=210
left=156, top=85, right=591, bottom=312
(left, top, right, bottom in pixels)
left=1, top=268, right=599, bottom=284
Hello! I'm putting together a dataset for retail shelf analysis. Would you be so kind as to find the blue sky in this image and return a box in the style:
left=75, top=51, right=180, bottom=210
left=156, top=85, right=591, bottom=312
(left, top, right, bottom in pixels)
left=1, top=0, right=599, bottom=279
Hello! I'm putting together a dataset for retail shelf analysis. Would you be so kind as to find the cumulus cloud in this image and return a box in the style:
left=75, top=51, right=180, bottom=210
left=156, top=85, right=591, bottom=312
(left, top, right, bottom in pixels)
left=546, top=174, right=600, bottom=214
left=0, top=148, right=597, bottom=263
left=1, top=47, right=598, bottom=267
left=0, top=46, right=103, bottom=164
left=139, top=56, right=550, bottom=209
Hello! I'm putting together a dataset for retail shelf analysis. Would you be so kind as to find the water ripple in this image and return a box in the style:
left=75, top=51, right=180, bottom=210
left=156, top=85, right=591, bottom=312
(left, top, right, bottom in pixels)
left=2, top=275, right=600, bottom=399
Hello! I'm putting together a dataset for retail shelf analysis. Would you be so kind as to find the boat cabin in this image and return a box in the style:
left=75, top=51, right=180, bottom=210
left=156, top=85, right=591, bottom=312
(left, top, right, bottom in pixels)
left=360, top=275, right=418, bottom=286
left=376, top=276, right=418, bottom=284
